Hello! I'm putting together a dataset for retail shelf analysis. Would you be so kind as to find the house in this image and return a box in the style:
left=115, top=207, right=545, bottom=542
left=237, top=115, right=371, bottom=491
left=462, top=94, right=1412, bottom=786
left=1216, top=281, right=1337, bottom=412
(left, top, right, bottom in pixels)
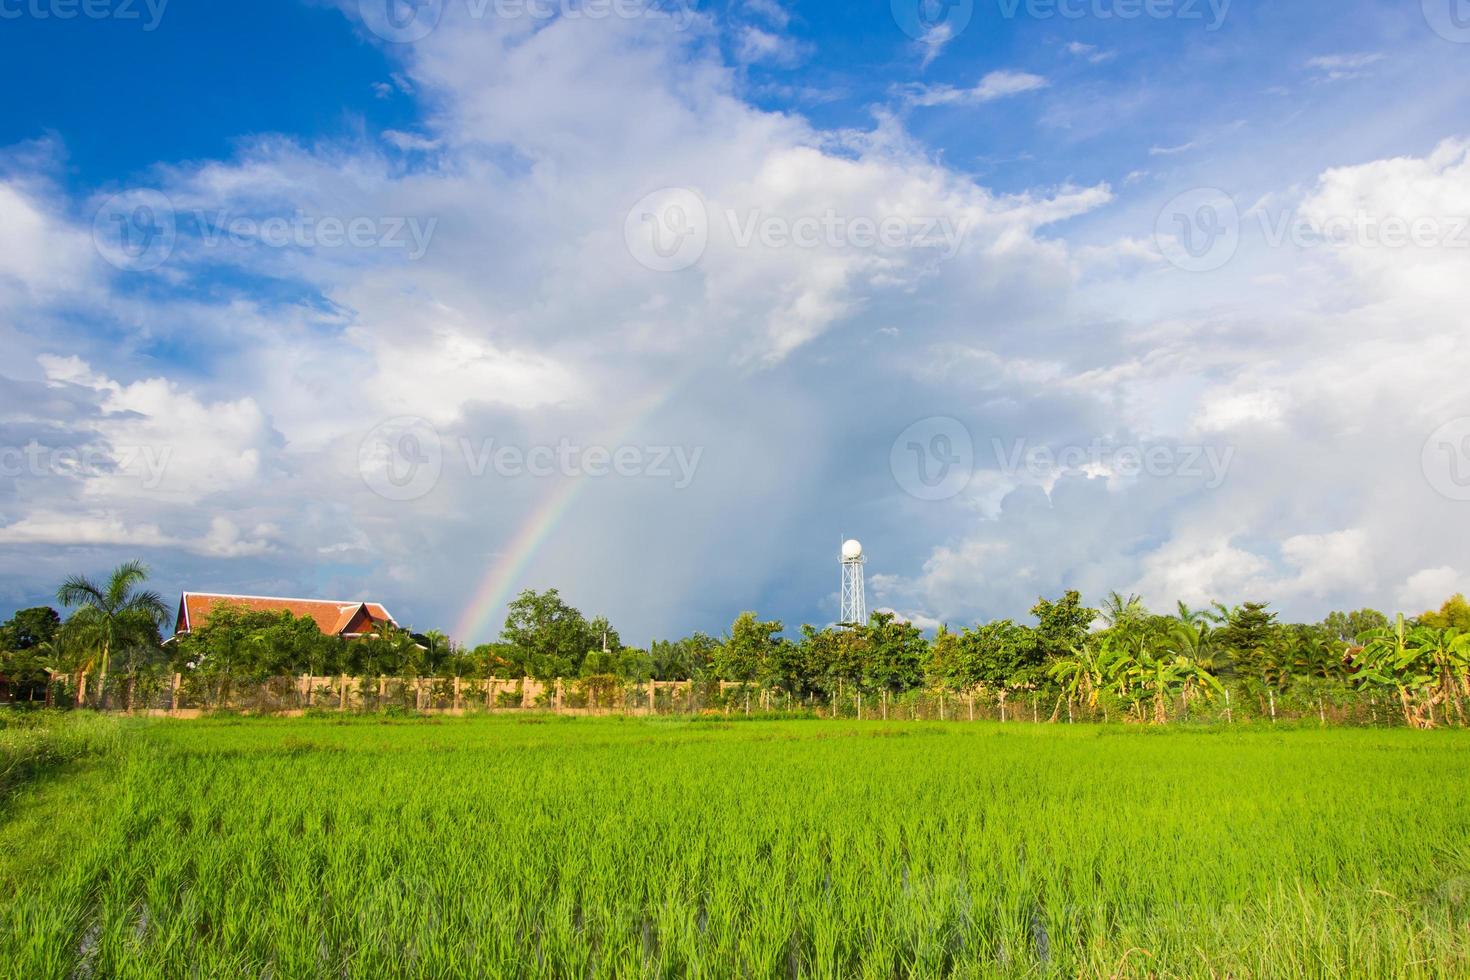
left=173, top=592, right=399, bottom=640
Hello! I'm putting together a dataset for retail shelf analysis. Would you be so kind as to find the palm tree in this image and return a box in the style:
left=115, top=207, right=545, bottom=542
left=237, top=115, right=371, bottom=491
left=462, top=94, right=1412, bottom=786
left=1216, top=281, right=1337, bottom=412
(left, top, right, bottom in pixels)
left=1100, top=592, right=1147, bottom=630
left=56, top=561, right=169, bottom=709
left=1201, top=601, right=1238, bottom=627
left=1174, top=601, right=1207, bottom=627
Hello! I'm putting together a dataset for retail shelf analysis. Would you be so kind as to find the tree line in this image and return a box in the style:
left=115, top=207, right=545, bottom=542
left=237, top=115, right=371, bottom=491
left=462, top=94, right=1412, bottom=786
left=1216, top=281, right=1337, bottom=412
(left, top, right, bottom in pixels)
left=2, top=562, right=1468, bottom=726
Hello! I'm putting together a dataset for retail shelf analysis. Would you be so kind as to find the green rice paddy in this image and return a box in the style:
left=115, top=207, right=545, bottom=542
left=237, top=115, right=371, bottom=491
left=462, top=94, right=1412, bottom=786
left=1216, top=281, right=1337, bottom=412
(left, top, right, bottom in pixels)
left=2, top=715, right=1468, bottom=977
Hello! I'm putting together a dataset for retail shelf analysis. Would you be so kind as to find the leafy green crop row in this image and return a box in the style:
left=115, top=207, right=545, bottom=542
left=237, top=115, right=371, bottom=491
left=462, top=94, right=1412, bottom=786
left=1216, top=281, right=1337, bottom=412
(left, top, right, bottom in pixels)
left=2, top=716, right=1468, bottom=977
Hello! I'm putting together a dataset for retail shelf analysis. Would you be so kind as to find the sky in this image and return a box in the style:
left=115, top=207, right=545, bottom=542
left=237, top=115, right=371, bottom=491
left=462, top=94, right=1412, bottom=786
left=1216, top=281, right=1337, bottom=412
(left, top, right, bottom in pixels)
left=2, top=0, right=1469, bottom=646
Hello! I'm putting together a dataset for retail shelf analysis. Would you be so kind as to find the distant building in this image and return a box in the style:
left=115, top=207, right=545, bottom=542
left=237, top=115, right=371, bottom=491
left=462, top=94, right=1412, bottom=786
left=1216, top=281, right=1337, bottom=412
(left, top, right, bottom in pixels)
left=173, top=592, right=399, bottom=640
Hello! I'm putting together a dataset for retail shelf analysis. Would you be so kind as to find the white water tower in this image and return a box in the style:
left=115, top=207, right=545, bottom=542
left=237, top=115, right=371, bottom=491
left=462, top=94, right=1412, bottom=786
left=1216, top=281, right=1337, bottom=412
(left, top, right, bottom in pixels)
left=840, top=538, right=866, bottom=626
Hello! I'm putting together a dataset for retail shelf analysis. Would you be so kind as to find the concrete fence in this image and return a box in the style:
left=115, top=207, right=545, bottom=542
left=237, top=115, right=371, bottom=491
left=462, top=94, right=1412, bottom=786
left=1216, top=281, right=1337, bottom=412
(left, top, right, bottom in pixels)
left=47, top=674, right=810, bottom=718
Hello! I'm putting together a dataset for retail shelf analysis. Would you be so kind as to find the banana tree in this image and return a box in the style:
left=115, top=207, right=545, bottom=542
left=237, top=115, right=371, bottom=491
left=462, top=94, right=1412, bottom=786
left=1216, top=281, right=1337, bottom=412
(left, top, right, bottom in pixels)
left=1407, top=626, right=1470, bottom=726
left=1170, top=654, right=1225, bottom=716
left=1048, top=643, right=1104, bottom=719
left=1355, top=615, right=1441, bottom=728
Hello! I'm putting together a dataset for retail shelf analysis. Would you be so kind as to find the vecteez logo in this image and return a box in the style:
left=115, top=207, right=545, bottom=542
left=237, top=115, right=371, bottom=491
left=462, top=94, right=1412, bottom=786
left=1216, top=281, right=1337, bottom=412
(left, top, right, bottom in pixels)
left=1423, top=418, right=1470, bottom=501
left=359, top=0, right=444, bottom=42
left=1423, top=0, right=1470, bottom=43
left=891, top=0, right=974, bottom=41
left=1154, top=188, right=1240, bottom=272
left=92, top=189, right=178, bottom=272
left=359, top=417, right=444, bottom=502
left=623, top=188, right=710, bottom=273
left=891, top=417, right=975, bottom=501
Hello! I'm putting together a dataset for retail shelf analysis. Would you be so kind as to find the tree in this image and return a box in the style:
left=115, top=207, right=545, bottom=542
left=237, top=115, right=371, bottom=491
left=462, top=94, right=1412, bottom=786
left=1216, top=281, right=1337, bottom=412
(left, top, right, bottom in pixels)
left=176, top=603, right=264, bottom=706
left=1322, top=608, right=1389, bottom=644
left=859, top=612, right=926, bottom=694
left=1418, top=594, right=1470, bottom=631
left=56, top=561, right=168, bottom=708
left=0, top=607, right=63, bottom=699
left=1089, top=628, right=1222, bottom=724
left=1174, top=601, right=1208, bottom=627
left=1285, top=623, right=1348, bottom=681
left=1215, top=602, right=1283, bottom=685
left=1048, top=643, right=1104, bottom=718
left=1030, top=591, right=1097, bottom=661
left=946, top=620, right=1044, bottom=689
left=1356, top=616, right=1425, bottom=727
left=797, top=625, right=866, bottom=696
left=0, top=607, right=61, bottom=651
left=649, top=633, right=718, bottom=681
left=1099, top=592, right=1148, bottom=630
left=501, top=588, right=603, bottom=682
left=715, top=612, right=783, bottom=683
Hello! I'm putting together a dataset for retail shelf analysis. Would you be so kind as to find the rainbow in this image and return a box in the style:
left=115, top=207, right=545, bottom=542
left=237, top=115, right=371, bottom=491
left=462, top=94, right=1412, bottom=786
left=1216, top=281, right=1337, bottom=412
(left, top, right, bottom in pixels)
left=451, top=380, right=690, bottom=646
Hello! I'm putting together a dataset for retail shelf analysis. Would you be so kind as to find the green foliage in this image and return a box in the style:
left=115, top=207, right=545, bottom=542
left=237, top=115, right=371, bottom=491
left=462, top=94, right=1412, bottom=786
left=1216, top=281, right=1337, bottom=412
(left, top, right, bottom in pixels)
left=0, top=607, right=60, bottom=652
left=1322, top=607, right=1389, bottom=643
left=15, top=563, right=1470, bottom=730
left=0, top=711, right=119, bottom=800
left=1418, top=594, right=1470, bottom=631
left=857, top=611, right=927, bottom=694
left=647, top=633, right=717, bottom=681
left=1029, top=590, right=1096, bottom=658
left=1354, top=615, right=1470, bottom=728
left=2, top=717, right=1467, bottom=975
left=500, top=588, right=616, bottom=681
left=714, top=611, right=783, bottom=683
left=52, top=562, right=169, bottom=708
left=941, top=618, right=1046, bottom=689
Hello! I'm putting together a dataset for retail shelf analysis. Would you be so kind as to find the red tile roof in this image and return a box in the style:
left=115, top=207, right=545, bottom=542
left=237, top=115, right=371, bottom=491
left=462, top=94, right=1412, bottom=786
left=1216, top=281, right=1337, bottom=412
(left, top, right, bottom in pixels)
left=175, top=593, right=398, bottom=638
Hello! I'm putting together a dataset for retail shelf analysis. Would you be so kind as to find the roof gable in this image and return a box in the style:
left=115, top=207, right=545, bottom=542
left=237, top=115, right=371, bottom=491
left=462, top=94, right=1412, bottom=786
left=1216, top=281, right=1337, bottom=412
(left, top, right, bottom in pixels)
left=177, top=593, right=398, bottom=637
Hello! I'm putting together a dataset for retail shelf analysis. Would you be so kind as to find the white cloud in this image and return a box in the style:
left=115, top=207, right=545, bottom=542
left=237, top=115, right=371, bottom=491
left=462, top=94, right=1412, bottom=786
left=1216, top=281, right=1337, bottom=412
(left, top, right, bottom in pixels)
left=900, top=71, right=1049, bottom=108
left=1064, top=42, right=1115, bottom=65
left=1306, top=53, right=1385, bottom=81
left=1149, top=140, right=1199, bottom=156
left=1397, top=567, right=1464, bottom=614
left=743, top=0, right=790, bottom=28
left=735, top=26, right=805, bottom=66
left=917, top=24, right=956, bottom=70
left=381, top=130, right=443, bottom=152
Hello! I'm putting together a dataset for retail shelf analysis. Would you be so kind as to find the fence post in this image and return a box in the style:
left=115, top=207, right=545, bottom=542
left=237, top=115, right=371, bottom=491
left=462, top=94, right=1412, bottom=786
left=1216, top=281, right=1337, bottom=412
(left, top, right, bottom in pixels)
left=1318, top=697, right=1326, bottom=726
left=1268, top=689, right=1276, bottom=724
left=1225, top=689, right=1233, bottom=724
left=338, top=675, right=347, bottom=711
left=454, top=676, right=462, bottom=711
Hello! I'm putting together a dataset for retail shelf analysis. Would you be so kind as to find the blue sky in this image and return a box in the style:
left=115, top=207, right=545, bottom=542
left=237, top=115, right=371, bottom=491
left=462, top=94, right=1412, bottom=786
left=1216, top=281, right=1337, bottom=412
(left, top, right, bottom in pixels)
left=3, top=0, right=1470, bottom=644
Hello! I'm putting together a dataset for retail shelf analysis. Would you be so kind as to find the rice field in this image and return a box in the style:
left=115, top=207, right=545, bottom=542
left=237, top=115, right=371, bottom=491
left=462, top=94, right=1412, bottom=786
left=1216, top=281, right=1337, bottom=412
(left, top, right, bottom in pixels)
left=1, top=715, right=1468, bottom=978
